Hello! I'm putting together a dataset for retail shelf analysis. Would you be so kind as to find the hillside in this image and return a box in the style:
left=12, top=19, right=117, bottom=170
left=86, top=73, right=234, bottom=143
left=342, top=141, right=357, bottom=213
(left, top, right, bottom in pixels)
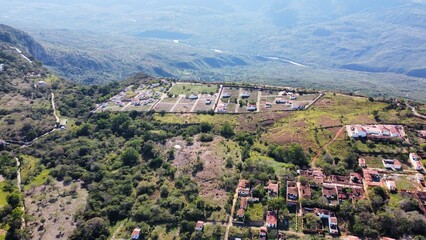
left=0, top=24, right=425, bottom=240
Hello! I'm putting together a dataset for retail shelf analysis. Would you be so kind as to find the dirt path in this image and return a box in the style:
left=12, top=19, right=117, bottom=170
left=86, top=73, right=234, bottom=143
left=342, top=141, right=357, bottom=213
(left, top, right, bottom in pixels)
left=110, top=222, right=124, bottom=240
left=257, top=90, right=262, bottom=112
left=235, top=88, right=243, bottom=113
left=311, top=126, right=346, bottom=168
left=213, top=85, right=223, bottom=111
left=190, top=95, right=201, bottom=112
left=51, top=93, right=60, bottom=124
left=224, top=187, right=239, bottom=240
left=407, top=103, right=426, bottom=120
left=170, top=95, right=183, bottom=112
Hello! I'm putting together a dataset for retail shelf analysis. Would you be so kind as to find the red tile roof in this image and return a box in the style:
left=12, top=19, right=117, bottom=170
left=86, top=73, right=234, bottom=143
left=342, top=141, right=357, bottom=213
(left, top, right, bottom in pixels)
left=266, top=211, right=277, bottom=225
left=240, top=197, right=248, bottom=209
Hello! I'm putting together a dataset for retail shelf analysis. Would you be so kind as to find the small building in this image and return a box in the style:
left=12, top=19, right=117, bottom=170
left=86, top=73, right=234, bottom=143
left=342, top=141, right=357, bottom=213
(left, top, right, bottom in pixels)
left=195, top=221, right=204, bottom=232
left=236, top=208, right=245, bottom=220
left=410, top=153, right=422, bottom=162
left=382, top=159, right=402, bottom=170
left=37, top=80, right=47, bottom=87
left=418, top=130, right=426, bottom=139
left=240, top=197, right=248, bottom=210
left=237, top=179, right=251, bottom=197
left=416, top=173, right=425, bottom=184
left=266, top=211, right=278, bottom=228
left=189, top=94, right=198, bottom=100
left=222, top=93, right=231, bottom=98
left=247, top=105, right=257, bottom=112
left=413, top=161, right=424, bottom=171
left=286, top=181, right=299, bottom=206
left=259, top=227, right=267, bottom=240
left=385, top=180, right=397, bottom=192
left=350, top=172, right=362, bottom=184
left=300, top=184, right=311, bottom=199
left=275, top=98, right=286, bottom=104
left=131, top=228, right=141, bottom=240
left=329, top=217, right=339, bottom=235
left=265, top=102, right=272, bottom=108
left=410, top=153, right=424, bottom=171
left=267, top=181, right=279, bottom=198
left=59, top=119, right=68, bottom=130
left=322, top=184, right=338, bottom=200
left=241, top=92, right=250, bottom=99
left=358, top=158, right=367, bottom=168
left=290, top=95, right=297, bottom=100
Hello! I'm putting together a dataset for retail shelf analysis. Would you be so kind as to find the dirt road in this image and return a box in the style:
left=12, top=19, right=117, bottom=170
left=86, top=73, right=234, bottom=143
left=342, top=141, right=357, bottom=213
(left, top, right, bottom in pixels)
left=311, top=126, right=345, bottom=167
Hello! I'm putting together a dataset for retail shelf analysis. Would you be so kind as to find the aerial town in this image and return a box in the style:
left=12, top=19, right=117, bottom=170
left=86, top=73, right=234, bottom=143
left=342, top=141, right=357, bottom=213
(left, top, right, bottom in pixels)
left=95, top=81, right=322, bottom=114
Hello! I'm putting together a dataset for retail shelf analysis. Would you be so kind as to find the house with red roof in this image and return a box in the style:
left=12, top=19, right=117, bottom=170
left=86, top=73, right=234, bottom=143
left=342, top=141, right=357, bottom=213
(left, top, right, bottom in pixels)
left=237, top=179, right=251, bottom=196
left=236, top=208, right=245, bottom=220
left=267, top=181, right=279, bottom=198
left=240, top=197, right=248, bottom=210
left=131, top=228, right=141, bottom=240
left=266, top=211, right=278, bottom=228
left=286, top=181, right=299, bottom=206
left=195, top=221, right=205, bottom=232
left=300, top=184, right=312, bottom=199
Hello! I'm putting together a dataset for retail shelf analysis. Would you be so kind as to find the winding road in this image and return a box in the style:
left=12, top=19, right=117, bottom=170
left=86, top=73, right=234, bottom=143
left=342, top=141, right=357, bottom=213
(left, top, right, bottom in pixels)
left=11, top=92, right=61, bottom=230
left=407, top=103, right=426, bottom=120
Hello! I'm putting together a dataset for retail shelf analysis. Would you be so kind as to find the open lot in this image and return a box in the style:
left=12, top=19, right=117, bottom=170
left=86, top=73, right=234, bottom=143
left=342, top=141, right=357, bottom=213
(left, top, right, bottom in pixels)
left=168, top=83, right=219, bottom=96
left=96, top=81, right=322, bottom=114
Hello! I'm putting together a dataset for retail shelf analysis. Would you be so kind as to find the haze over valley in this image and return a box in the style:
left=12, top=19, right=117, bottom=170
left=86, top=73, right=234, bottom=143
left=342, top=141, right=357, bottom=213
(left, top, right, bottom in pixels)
left=1, top=0, right=426, bottom=100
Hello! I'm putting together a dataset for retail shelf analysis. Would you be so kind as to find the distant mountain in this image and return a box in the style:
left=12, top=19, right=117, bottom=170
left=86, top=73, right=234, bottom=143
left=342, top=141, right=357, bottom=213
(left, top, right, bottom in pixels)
left=0, top=24, right=49, bottom=62
left=1, top=0, right=425, bottom=100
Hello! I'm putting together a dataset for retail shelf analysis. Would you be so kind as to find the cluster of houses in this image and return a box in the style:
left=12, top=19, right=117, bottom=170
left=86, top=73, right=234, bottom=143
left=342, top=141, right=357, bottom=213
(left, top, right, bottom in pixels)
left=346, top=124, right=406, bottom=140
left=234, top=179, right=281, bottom=237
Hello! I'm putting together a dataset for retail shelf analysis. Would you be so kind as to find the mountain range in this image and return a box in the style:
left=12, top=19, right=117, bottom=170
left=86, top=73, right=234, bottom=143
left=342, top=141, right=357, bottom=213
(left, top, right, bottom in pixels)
left=0, top=0, right=425, bottom=101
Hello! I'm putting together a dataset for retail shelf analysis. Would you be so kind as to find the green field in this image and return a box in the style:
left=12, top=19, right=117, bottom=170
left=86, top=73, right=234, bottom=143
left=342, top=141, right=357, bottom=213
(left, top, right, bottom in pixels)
left=245, top=203, right=265, bottom=222
left=0, top=181, right=9, bottom=208
left=168, top=83, right=218, bottom=95
left=23, top=169, right=50, bottom=191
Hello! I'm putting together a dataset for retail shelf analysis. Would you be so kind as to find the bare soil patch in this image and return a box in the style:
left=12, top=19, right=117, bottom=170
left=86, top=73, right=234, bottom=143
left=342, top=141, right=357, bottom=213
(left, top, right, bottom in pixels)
left=24, top=180, right=88, bottom=240
left=165, top=137, right=237, bottom=206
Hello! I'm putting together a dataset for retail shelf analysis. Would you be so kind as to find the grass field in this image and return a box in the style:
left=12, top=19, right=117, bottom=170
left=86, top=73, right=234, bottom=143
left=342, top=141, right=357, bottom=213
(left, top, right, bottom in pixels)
left=20, top=155, right=38, bottom=183
left=0, top=181, right=9, bottom=208
left=395, top=177, right=418, bottom=191
left=388, top=192, right=404, bottom=209
left=24, top=169, right=50, bottom=191
left=169, top=83, right=218, bottom=95
left=245, top=203, right=265, bottom=222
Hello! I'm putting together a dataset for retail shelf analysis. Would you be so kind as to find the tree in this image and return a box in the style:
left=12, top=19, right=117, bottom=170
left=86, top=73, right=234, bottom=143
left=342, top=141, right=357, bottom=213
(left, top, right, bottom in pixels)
left=6, top=193, right=22, bottom=208
left=220, top=122, right=235, bottom=138
left=121, top=147, right=140, bottom=166
left=70, top=217, right=110, bottom=240
left=268, top=197, right=285, bottom=210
